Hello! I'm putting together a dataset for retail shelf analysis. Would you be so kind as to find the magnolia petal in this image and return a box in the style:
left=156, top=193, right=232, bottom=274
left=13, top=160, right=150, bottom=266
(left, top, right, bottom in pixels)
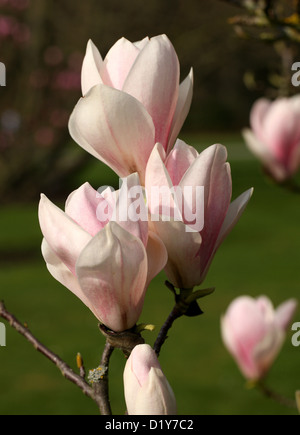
left=243, top=128, right=287, bottom=181
left=100, top=37, right=141, bottom=90
left=221, top=296, right=269, bottom=380
left=81, top=39, right=103, bottom=96
left=215, top=188, right=253, bottom=250
left=165, top=139, right=198, bottom=186
left=65, top=182, right=109, bottom=236
left=114, top=173, right=148, bottom=247
left=76, top=221, right=148, bottom=332
left=145, top=143, right=180, bottom=219
left=145, top=231, right=168, bottom=287
left=41, top=239, right=96, bottom=315
left=167, top=68, right=194, bottom=154
left=133, top=36, right=150, bottom=50
left=252, top=327, right=284, bottom=378
left=262, top=99, right=300, bottom=162
left=150, top=219, right=202, bottom=289
left=180, top=144, right=232, bottom=278
left=123, top=34, right=180, bottom=148
left=129, top=344, right=162, bottom=387
left=69, top=84, right=156, bottom=182
left=124, top=344, right=177, bottom=415
left=179, top=144, right=231, bottom=215
left=38, top=194, right=92, bottom=275
left=275, top=298, right=298, bottom=331
left=132, top=368, right=177, bottom=415
left=250, top=98, right=271, bottom=143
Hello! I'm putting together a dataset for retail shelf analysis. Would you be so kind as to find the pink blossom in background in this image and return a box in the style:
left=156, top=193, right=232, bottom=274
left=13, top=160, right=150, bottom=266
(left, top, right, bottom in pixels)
left=243, top=95, right=300, bottom=182
left=221, top=295, right=298, bottom=381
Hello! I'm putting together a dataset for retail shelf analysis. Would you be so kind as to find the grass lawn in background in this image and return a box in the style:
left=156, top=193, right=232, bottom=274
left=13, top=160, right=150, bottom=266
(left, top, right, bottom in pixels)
left=0, top=132, right=299, bottom=415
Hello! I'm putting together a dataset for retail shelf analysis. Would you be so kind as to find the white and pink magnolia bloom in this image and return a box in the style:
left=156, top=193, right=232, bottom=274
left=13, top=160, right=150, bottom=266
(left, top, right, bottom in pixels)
left=243, top=95, right=300, bottom=182
left=38, top=173, right=167, bottom=332
left=124, top=344, right=177, bottom=415
left=69, top=35, right=193, bottom=182
left=145, top=140, right=253, bottom=289
left=221, top=295, right=298, bottom=381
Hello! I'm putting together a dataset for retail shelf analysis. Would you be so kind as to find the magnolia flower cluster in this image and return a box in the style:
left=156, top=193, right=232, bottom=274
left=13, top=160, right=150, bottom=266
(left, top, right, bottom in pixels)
left=38, top=35, right=253, bottom=414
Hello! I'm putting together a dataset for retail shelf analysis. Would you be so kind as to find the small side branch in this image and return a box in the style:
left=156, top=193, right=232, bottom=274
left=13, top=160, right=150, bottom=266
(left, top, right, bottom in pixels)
left=93, top=341, right=114, bottom=415
left=257, top=381, right=297, bottom=409
left=153, top=305, right=183, bottom=357
left=0, top=301, right=107, bottom=413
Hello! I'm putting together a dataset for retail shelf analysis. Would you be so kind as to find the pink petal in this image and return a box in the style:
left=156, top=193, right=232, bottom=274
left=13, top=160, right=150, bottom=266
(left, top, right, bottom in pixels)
left=250, top=98, right=271, bottom=142
left=124, top=344, right=177, bottom=415
left=150, top=219, right=202, bottom=289
left=38, top=194, right=92, bottom=275
left=180, top=144, right=232, bottom=277
left=275, top=299, right=298, bottom=331
left=113, top=173, right=148, bottom=247
left=123, top=34, right=180, bottom=148
left=145, top=143, right=180, bottom=220
left=243, top=128, right=287, bottom=181
left=145, top=231, right=168, bottom=287
left=100, top=37, right=141, bottom=90
left=133, top=37, right=150, bottom=50
left=81, top=40, right=103, bottom=96
left=76, top=221, right=148, bottom=331
left=221, top=296, right=270, bottom=379
left=167, top=68, right=194, bottom=154
left=129, top=344, right=162, bottom=387
left=262, top=99, right=300, bottom=165
left=41, top=238, right=97, bottom=315
left=65, top=182, right=110, bottom=236
left=216, top=188, right=253, bottom=250
left=165, top=139, right=198, bottom=186
left=68, top=84, right=156, bottom=183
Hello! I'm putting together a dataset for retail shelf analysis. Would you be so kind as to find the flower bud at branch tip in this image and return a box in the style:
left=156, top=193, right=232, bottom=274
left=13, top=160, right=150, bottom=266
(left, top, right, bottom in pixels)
left=124, top=344, right=177, bottom=415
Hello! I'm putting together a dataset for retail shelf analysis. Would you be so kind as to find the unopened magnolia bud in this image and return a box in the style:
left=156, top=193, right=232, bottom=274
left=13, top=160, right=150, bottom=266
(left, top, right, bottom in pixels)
left=123, top=344, right=177, bottom=415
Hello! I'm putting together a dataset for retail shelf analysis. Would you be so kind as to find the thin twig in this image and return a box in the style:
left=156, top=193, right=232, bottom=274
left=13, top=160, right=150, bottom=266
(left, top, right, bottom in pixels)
left=257, top=381, right=298, bottom=409
left=153, top=304, right=183, bottom=357
left=0, top=301, right=107, bottom=413
left=93, top=341, right=114, bottom=416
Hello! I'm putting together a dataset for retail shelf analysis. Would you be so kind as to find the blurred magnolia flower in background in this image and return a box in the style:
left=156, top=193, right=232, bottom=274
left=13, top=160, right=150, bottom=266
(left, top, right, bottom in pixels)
left=243, top=95, right=300, bottom=182
left=124, top=344, right=177, bottom=415
left=38, top=173, right=167, bottom=332
left=221, top=295, right=298, bottom=381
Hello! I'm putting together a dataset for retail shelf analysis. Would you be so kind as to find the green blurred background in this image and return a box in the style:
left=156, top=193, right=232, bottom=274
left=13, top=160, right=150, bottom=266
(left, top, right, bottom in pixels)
left=0, top=0, right=300, bottom=415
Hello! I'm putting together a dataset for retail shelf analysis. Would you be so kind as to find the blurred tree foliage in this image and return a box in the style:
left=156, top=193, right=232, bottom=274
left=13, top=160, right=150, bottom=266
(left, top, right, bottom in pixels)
left=0, top=0, right=299, bottom=201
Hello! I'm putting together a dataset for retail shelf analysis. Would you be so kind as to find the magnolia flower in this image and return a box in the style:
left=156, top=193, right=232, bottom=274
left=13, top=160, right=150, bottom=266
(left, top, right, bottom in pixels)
left=221, top=295, right=298, bottom=381
left=38, top=173, right=167, bottom=332
left=69, top=35, right=193, bottom=182
left=124, top=344, right=177, bottom=415
left=145, top=140, right=253, bottom=289
left=243, top=95, right=300, bottom=182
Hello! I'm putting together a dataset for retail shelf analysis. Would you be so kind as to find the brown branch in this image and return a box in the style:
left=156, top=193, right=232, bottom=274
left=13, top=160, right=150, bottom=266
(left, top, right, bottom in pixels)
left=257, top=381, right=298, bottom=409
left=92, top=341, right=115, bottom=415
left=0, top=300, right=109, bottom=414
left=153, top=305, right=183, bottom=358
